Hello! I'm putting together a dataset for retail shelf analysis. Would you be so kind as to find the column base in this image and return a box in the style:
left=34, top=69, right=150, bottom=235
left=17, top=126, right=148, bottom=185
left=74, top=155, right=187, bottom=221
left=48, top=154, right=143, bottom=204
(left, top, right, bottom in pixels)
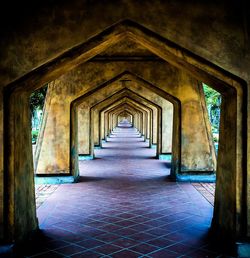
left=237, top=242, right=250, bottom=257
left=173, top=173, right=216, bottom=182
left=159, top=154, right=172, bottom=161
left=35, top=175, right=79, bottom=184
left=0, top=244, right=14, bottom=256
left=79, top=154, right=94, bottom=160
left=151, top=144, right=157, bottom=149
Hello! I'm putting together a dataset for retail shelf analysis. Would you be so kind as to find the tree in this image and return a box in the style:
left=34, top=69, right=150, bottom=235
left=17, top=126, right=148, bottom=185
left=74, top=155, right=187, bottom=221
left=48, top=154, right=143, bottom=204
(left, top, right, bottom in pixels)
left=30, top=85, right=47, bottom=117
left=202, top=83, right=221, bottom=132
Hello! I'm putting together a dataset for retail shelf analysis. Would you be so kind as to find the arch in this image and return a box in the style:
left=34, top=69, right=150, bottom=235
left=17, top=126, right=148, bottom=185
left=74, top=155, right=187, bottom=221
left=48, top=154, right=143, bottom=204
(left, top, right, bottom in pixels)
left=3, top=19, right=246, bottom=241
left=116, top=110, right=134, bottom=124
left=70, top=74, right=177, bottom=175
left=72, top=86, right=163, bottom=163
left=100, top=96, right=150, bottom=140
left=98, top=93, right=159, bottom=151
left=99, top=94, right=156, bottom=147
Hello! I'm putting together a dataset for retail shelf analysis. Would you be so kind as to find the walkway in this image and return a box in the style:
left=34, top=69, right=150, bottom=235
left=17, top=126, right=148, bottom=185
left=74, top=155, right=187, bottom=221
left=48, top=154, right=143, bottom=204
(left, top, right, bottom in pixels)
left=21, top=122, right=235, bottom=257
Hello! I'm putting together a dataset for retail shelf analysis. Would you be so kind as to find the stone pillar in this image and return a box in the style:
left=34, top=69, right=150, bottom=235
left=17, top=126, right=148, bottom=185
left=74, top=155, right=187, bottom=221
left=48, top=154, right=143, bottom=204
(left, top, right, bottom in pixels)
left=0, top=89, right=4, bottom=240
left=5, top=89, right=38, bottom=241
left=78, top=104, right=91, bottom=155
left=36, top=83, right=71, bottom=174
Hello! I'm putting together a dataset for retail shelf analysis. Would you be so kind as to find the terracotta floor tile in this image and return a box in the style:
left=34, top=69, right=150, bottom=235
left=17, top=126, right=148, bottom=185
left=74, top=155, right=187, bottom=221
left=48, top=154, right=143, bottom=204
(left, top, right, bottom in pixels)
left=20, top=125, right=235, bottom=257
left=92, top=243, right=122, bottom=255
left=129, top=243, right=159, bottom=255
left=54, top=244, right=86, bottom=256
left=128, top=232, right=156, bottom=242
left=76, top=239, right=105, bottom=249
left=70, top=250, right=103, bottom=257
left=148, top=248, right=180, bottom=258
left=111, top=237, right=139, bottom=248
left=95, top=233, right=120, bottom=243
left=166, top=243, right=196, bottom=254
left=186, top=249, right=219, bottom=258
left=31, top=251, right=65, bottom=258
left=112, top=249, right=142, bottom=258
left=146, top=237, right=175, bottom=248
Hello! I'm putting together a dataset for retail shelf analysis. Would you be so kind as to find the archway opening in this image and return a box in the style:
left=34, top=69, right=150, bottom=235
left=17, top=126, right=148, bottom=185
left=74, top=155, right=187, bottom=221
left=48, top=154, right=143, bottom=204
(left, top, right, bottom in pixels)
left=202, top=83, right=221, bottom=156
left=2, top=21, right=246, bottom=251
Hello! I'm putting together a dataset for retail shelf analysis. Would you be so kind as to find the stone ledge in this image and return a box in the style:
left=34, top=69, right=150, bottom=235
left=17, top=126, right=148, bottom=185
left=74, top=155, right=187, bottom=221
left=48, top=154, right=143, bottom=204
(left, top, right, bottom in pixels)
left=237, top=242, right=250, bottom=258
left=151, top=144, right=157, bottom=149
left=175, top=174, right=216, bottom=183
left=79, top=155, right=94, bottom=160
left=35, top=175, right=79, bottom=184
left=159, top=154, right=172, bottom=161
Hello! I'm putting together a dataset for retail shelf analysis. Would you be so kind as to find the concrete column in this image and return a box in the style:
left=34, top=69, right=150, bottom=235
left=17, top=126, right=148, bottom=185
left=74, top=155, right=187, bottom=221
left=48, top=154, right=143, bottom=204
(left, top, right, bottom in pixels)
left=77, top=104, right=91, bottom=155
left=0, top=89, right=3, bottom=240
left=36, top=83, right=71, bottom=174
left=5, top=89, right=38, bottom=241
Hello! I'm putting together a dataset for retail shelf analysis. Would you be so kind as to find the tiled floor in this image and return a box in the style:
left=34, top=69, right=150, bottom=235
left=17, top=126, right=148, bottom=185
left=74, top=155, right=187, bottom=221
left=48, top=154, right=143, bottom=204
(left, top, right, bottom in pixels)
left=35, top=184, right=60, bottom=208
left=192, top=183, right=215, bottom=206
left=19, top=122, right=235, bottom=257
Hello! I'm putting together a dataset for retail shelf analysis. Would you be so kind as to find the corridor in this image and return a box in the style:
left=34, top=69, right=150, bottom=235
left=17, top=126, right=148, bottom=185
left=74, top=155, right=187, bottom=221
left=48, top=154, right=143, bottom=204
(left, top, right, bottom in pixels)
left=22, top=122, right=234, bottom=257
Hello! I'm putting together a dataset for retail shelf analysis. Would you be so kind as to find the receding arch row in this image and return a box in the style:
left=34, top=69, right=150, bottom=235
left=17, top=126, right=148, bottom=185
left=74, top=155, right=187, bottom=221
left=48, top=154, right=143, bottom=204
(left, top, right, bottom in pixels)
left=90, top=88, right=162, bottom=155
left=100, top=97, right=152, bottom=144
left=98, top=95, right=157, bottom=146
left=69, top=74, right=178, bottom=171
left=116, top=110, right=133, bottom=125
left=70, top=83, right=172, bottom=177
left=3, top=19, right=246, bottom=242
left=107, top=103, right=144, bottom=133
left=69, top=77, right=164, bottom=161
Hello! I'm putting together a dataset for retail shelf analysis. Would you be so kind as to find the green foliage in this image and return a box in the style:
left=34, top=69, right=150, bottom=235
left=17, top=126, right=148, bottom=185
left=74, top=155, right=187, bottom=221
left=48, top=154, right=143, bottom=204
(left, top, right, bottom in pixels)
left=30, top=85, right=47, bottom=116
left=203, top=83, right=221, bottom=132
left=32, top=130, right=39, bottom=144
left=203, top=84, right=220, bottom=107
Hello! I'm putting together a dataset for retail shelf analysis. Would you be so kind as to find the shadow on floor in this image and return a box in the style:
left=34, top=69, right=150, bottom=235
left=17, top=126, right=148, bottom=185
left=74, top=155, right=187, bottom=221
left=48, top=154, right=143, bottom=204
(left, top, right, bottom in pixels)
left=78, top=176, right=107, bottom=182
left=7, top=227, right=237, bottom=258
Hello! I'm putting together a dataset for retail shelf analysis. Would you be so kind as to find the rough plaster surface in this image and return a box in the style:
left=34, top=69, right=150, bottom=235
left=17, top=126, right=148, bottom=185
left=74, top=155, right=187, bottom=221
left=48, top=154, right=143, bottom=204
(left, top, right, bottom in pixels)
left=0, top=0, right=249, bottom=243
left=36, top=62, right=214, bottom=175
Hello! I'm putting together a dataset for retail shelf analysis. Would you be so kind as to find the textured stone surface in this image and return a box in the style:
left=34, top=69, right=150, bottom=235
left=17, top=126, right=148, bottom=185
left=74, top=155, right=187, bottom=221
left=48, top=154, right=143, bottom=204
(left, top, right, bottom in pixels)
left=0, top=1, right=248, bottom=242
left=0, top=1, right=248, bottom=87
left=37, top=64, right=214, bottom=176
left=35, top=184, right=59, bottom=209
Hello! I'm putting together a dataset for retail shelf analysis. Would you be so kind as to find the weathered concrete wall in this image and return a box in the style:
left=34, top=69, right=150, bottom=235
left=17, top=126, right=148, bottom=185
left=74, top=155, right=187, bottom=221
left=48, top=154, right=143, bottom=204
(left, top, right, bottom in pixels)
left=93, top=109, right=100, bottom=146
left=179, top=72, right=215, bottom=171
left=77, top=104, right=90, bottom=154
left=36, top=61, right=214, bottom=174
left=0, top=1, right=248, bottom=242
left=36, top=84, right=71, bottom=174
left=0, top=90, right=3, bottom=239
left=0, top=0, right=248, bottom=88
left=6, top=90, right=38, bottom=241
